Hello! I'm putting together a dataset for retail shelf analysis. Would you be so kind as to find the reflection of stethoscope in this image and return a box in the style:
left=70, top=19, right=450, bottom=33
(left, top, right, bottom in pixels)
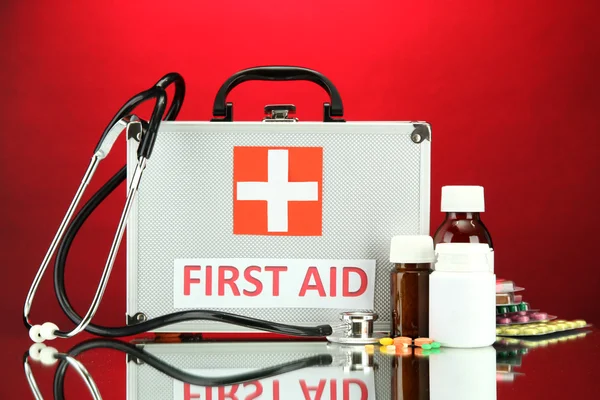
left=25, top=339, right=375, bottom=400
left=22, top=72, right=380, bottom=345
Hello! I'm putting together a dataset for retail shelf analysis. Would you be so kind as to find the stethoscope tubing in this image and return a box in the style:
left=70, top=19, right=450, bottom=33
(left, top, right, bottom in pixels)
left=24, top=73, right=185, bottom=340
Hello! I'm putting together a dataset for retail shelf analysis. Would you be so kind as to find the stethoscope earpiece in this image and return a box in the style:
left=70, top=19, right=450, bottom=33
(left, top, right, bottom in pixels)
left=28, top=343, right=58, bottom=366
left=29, top=322, right=60, bottom=343
left=28, top=343, right=46, bottom=361
left=29, top=325, right=43, bottom=343
left=25, top=342, right=102, bottom=399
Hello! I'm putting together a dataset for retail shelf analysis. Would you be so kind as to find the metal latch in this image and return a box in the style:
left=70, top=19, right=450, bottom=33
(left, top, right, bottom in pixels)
left=263, top=104, right=298, bottom=122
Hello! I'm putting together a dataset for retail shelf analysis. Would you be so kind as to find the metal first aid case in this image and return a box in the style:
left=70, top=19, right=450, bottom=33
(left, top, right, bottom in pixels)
left=126, top=67, right=431, bottom=333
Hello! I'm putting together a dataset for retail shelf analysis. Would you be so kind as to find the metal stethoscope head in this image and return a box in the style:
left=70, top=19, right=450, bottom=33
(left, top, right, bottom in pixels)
left=23, top=73, right=186, bottom=343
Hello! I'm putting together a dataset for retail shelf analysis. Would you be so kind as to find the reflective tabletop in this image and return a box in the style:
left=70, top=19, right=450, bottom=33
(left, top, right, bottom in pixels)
left=8, top=328, right=599, bottom=399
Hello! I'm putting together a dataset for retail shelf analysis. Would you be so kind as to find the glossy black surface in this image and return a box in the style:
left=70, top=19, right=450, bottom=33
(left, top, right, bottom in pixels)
left=10, top=328, right=599, bottom=399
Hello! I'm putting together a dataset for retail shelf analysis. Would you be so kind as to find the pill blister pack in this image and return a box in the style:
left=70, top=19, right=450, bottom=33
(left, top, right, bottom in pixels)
left=496, top=279, right=525, bottom=306
left=496, top=303, right=531, bottom=314
left=496, top=293, right=523, bottom=305
left=495, top=345, right=527, bottom=381
left=494, top=329, right=591, bottom=382
left=496, top=329, right=591, bottom=347
left=496, top=280, right=524, bottom=294
left=496, top=310, right=556, bottom=326
left=496, top=319, right=589, bottom=337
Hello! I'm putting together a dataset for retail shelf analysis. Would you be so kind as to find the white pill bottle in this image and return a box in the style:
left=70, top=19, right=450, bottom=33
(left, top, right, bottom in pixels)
left=429, top=347, right=497, bottom=400
left=429, top=243, right=495, bottom=347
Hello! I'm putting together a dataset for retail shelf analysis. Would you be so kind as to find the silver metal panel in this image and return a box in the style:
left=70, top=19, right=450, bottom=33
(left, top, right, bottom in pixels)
left=127, top=121, right=431, bottom=332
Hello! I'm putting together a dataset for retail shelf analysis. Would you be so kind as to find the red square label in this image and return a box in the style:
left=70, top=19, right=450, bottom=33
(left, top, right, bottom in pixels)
left=233, top=146, right=323, bottom=236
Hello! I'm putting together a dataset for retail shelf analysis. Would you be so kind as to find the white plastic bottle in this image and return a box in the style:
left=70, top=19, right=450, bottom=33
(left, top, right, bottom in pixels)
left=429, top=243, right=495, bottom=348
left=429, top=347, right=497, bottom=400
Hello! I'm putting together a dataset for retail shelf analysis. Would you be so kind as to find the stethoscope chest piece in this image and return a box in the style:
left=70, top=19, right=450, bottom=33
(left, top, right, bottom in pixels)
left=326, top=311, right=383, bottom=344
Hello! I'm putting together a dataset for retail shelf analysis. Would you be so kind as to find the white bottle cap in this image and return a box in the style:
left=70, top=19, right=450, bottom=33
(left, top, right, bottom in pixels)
left=435, top=243, right=492, bottom=272
left=390, top=235, right=435, bottom=264
left=441, top=186, right=485, bottom=212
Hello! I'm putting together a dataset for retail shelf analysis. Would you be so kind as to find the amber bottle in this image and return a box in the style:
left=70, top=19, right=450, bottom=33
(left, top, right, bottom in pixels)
left=433, top=186, right=493, bottom=247
left=392, top=354, right=430, bottom=400
left=390, top=235, right=435, bottom=338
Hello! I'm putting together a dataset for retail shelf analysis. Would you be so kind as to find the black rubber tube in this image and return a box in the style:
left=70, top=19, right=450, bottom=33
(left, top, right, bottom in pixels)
left=93, top=72, right=184, bottom=158
left=46, top=73, right=334, bottom=339
left=51, top=164, right=331, bottom=337
left=52, top=339, right=333, bottom=399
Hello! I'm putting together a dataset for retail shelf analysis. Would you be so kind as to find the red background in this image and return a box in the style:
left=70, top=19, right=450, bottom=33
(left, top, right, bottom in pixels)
left=1, top=0, right=600, bottom=397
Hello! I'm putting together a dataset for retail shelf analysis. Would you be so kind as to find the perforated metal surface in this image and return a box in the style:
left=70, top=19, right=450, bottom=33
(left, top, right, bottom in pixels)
left=127, top=121, right=430, bottom=332
left=127, top=342, right=392, bottom=400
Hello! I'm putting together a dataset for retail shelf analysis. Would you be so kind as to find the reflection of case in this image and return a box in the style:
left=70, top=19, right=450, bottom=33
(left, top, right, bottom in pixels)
left=127, top=341, right=390, bottom=400
left=125, top=67, right=431, bottom=333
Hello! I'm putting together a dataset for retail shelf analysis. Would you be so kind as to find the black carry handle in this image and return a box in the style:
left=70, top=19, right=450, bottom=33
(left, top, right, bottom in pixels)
left=211, top=66, right=344, bottom=122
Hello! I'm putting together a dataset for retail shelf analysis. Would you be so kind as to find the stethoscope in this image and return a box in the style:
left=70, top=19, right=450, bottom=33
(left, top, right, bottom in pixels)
left=23, top=73, right=184, bottom=343
left=26, top=338, right=370, bottom=400
left=23, top=72, right=380, bottom=345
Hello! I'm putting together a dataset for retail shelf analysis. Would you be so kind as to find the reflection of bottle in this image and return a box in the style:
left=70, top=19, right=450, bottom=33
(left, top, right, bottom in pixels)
left=430, top=347, right=497, bottom=400
left=390, top=235, right=434, bottom=338
left=392, top=354, right=430, bottom=400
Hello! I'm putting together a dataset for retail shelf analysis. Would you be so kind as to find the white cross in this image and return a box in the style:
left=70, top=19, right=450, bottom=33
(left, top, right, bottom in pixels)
left=236, top=149, right=319, bottom=232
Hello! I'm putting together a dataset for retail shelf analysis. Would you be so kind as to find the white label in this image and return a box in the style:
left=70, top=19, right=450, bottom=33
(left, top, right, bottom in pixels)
left=173, top=367, right=375, bottom=400
left=173, top=258, right=376, bottom=309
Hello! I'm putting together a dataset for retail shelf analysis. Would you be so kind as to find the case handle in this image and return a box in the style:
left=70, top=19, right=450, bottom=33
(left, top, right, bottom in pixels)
left=211, top=66, right=344, bottom=122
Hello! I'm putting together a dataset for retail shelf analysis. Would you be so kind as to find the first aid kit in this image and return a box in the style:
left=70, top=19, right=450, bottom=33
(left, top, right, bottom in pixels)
left=24, top=66, right=431, bottom=345
left=127, top=66, right=431, bottom=334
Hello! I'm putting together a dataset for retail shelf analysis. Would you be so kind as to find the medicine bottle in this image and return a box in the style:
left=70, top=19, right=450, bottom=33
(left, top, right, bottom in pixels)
left=429, top=347, right=496, bottom=400
left=429, top=243, right=495, bottom=348
left=433, top=186, right=493, bottom=267
left=392, top=349, right=429, bottom=400
left=389, top=235, right=435, bottom=339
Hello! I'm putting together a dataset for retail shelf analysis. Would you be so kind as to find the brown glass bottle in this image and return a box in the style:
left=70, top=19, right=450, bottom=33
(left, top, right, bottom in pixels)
left=392, top=352, right=430, bottom=400
left=433, top=212, right=493, bottom=247
left=391, top=262, right=431, bottom=338
left=434, top=186, right=493, bottom=247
